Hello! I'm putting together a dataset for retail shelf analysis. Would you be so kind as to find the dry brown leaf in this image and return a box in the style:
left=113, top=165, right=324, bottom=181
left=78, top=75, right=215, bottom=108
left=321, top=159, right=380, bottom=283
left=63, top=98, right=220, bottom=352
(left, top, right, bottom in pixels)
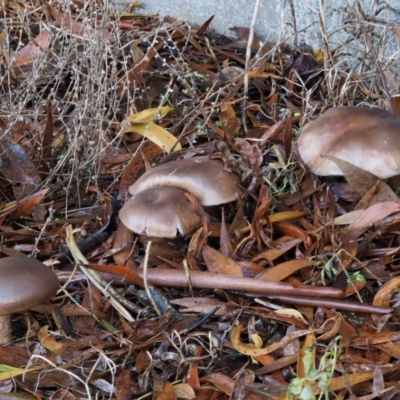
left=373, top=342, right=400, bottom=359
left=38, top=326, right=64, bottom=352
left=112, top=224, right=136, bottom=267
left=393, top=84, right=400, bottom=115
left=115, top=369, right=135, bottom=400
left=219, top=103, right=240, bottom=146
left=256, top=259, right=315, bottom=282
left=135, top=351, right=151, bottom=373
left=324, top=155, right=399, bottom=205
left=11, top=29, right=52, bottom=67
left=346, top=201, right=400, bottom=233
left=372, top=276, right=400, bottom=325
left=202, top=245, right=243, bottom=277
left=297, top=333, right=316, bottom=379
left=0, top=345, right=29, bottom=368
left=170, top=297, right=231, bottom=315
left=156, top=381, right=177, bottom=400
left=351, top=331, right=400, bottom=348
left=0, top=134, right=43, bottom=200
left=252, top=237, right=303, bottom=263
left=202, top=373, right=234, bottom=396
left=39, top=98, right=55, bottom=176
left=314, top=365, right=400, bottom=393
left=317, top=313, right=343, bottom=341
left=8, top=188, right=49, bottom=222
left=195, top=15, right=215, bottom=36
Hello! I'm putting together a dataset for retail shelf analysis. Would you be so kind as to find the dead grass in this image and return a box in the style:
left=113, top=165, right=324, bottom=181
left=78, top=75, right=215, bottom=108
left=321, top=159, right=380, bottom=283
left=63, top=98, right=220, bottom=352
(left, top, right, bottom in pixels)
left=0, top=0, right=400, bottom=398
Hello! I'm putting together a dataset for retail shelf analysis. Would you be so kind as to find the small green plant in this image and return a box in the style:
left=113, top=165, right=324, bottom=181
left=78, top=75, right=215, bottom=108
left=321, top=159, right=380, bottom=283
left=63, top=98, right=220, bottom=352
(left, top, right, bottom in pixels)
left=183, top=71, right=204, bottom=80
left=287, top=337, right=341, bottom=400
left=316, top=256, right=338, bottom=286
left=263, top=149, right=299, bottom=196
left=347, top=271, right=367, bottom=285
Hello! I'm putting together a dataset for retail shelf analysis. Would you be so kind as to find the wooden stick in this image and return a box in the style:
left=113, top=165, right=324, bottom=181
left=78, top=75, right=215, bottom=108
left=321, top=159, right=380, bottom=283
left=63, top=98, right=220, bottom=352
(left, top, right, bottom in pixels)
left=130, top=268, right=344, bottom=298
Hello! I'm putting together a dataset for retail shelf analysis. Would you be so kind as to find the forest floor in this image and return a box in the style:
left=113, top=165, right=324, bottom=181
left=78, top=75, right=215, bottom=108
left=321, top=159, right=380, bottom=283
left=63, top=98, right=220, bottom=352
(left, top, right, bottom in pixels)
left=1, top=1, right=400, bottom=399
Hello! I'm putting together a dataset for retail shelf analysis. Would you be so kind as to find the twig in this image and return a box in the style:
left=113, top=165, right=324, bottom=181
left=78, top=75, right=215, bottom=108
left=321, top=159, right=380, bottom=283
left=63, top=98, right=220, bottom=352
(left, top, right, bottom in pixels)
left=242, top=0, right=261, bottom=134
left=267, top=295, right=393, bottom=314
left=65, top=225, right=136, bottom=322
left=358, top=22, right=394, bottom=113
left=93, top=265, right=345, bottom=298
left=142, top=241, right=161, bottom=316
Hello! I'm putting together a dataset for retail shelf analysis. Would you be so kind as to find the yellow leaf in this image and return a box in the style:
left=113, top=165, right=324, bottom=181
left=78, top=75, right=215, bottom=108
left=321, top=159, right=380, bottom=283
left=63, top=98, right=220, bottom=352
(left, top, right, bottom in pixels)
left=128, top=106, right=170, bottom=124
left=0, top=366, right=38, bottom=381
left=250, top=333, right=263, bottom=348
left=269, top=211, right=307, bottom=223
left=123, top=122, right=181, bottom=153
left=314, top=48, right=324, bottom=63
left=274, top=308, right=308, bottom=324
left=231, top=324, right=313, bottom=356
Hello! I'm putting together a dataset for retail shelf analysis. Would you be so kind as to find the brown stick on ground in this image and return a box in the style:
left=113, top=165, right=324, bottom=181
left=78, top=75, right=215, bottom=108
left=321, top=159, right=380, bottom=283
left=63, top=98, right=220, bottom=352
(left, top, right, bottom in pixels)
left=84, top=263, right=344, bottom=298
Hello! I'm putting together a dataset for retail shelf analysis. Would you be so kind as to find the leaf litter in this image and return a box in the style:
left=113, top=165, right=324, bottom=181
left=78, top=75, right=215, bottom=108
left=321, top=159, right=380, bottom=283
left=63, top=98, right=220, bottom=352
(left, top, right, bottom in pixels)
left=1, top=0, right=400, bottom=399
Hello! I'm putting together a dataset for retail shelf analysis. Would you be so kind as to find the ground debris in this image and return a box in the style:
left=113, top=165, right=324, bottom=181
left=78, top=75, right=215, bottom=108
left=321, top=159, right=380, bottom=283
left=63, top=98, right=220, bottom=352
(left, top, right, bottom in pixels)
left=0, top=1, right=399, bottom=399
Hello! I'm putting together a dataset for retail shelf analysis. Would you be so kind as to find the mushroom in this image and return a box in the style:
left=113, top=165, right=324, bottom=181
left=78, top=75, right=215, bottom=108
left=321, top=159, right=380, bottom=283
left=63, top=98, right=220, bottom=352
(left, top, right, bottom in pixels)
left=0, top=257, right=59, bottom=345
left=298, top=106, right=400, bottom=178
left=128, top=157, right=242, bottom=206
left=119, top=187, right=201, bottom=238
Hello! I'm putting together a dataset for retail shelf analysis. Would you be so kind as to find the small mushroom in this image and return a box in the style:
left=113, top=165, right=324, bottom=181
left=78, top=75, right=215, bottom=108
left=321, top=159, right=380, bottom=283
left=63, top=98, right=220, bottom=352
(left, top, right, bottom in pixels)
left=0, top=257, right=59, bottom=345
left=128, top=157, right=242, bottom=206
left=119, top=187, right=201, bottom=238
left=298, top=106, right=400, bottom=178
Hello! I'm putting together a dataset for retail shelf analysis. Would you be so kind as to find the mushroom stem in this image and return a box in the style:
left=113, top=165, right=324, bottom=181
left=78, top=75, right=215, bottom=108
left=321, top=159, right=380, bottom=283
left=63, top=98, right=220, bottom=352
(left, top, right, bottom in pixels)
left=0, top=315, right=11, bottom=345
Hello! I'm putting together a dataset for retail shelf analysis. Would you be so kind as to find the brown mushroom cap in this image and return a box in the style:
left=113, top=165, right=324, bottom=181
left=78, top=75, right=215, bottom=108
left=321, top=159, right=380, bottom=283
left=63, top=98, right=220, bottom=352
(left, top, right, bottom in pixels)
left=298, top=106, right=400, bottom=178
left=0, top=257, right=59, bottom=316
left=128, top=158, right=242, bottom=206
left=119, top=187, right=201, bottom=238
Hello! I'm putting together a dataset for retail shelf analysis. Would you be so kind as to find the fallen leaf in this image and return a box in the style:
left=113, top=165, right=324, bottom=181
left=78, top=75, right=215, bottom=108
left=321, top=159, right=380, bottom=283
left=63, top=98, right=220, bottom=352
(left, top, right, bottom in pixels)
left=122, top=122, right=181, bottom=153
left=256, top=259, right=315, bottom=282
left=8, top=188, right=49, bottom=221
left=174, top=383, right=196, bottom=399
left=297, top=333, right=316, bottom=379
left=202, top=373, right=234, bottom=396
left=11, top=29, right=52, bottom=67
left=127, top=106, right=170, bottom=124
left=347, top=201, right=400, bottom=233
left=324, top=155, right=399, bottom=205
left=38, top=326, right=64, bottom=351
left=156, top=381, right=177, bottom=400
left=0, top=134, right=43, bottom=200
left=202, top=245, right=243, bottom=277
left=231, top=324, right=315, bottom=357
left=115, top=369, right=135, bottom=400
left=0, top=365, right=38, bottom=381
